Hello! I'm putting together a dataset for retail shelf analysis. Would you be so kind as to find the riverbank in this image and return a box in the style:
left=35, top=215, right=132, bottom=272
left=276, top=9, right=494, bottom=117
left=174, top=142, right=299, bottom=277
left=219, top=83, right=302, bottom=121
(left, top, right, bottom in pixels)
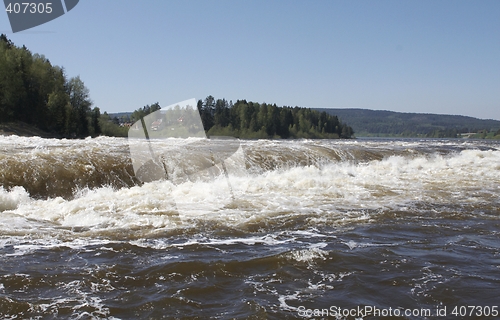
left=0, top=122, right=61, bottom=138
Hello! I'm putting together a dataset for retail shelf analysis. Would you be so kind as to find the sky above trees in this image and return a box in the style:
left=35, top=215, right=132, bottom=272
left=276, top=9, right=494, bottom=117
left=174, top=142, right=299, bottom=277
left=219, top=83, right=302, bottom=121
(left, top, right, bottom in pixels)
left=2, top=0, right=499, bottom=120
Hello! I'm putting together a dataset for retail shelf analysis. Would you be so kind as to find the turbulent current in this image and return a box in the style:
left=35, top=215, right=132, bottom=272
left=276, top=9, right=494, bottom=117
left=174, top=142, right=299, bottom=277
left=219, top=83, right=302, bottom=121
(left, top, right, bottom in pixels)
left=0, top=136, right=499, bottom=319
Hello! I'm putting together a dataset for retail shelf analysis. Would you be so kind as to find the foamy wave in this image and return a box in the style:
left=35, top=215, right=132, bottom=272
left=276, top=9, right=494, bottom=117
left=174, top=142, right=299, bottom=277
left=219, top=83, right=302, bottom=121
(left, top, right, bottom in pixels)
left=0, top=186, right=30, bottom=212
left=1, top=138, right=499, bottom=238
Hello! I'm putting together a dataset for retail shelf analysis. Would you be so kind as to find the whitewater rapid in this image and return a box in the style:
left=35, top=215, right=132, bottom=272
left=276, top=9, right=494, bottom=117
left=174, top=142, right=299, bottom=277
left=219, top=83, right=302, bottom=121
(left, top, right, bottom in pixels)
left=1, top=136, right=499, bottom=240
left=1, top=136, right=500, bottom=319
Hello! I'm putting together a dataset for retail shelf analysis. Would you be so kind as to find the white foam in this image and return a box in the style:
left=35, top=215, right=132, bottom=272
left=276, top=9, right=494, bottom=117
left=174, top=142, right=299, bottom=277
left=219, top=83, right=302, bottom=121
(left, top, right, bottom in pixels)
left=278, top=291, right=301, bottom=312
left=2, top=238, right=117, bottom=256
left=1, top=137, right=499, bottom=238
left=0, top=186, right=30, bottom=211
left=175, top=234, right=290, bottom=247
left=287, top=247, right=328, bottom=263
left=343, top=240, right=396, bottom=250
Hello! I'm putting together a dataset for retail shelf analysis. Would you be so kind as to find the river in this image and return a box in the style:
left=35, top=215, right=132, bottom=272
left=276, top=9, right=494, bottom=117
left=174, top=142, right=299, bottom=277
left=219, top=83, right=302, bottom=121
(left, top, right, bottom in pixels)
left=1, top=136, right=499, bottom=319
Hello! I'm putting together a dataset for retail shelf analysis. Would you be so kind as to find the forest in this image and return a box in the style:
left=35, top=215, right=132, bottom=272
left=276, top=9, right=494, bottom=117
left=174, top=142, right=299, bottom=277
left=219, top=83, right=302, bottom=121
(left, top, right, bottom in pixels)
left=0, top=34, right=100, bottom=138
left=116, top=97, right=354, bottom=139
left=0, top=34, right=353, bottom=139
left=196, top=96, right=353, bottom=139
left=317, top=108, right=500, bottom=139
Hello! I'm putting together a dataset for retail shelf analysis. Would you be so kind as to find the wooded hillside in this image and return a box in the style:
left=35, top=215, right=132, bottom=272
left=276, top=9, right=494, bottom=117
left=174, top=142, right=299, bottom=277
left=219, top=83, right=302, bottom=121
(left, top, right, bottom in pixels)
left=0, top=34, right=100, bottom=138
left=316, top=108, right=500, bottom=138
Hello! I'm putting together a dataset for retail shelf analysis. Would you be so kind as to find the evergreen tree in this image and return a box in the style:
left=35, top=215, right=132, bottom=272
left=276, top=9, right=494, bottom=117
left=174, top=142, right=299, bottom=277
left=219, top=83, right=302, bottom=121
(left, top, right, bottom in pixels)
left=200, top=95, right=354, bottom=139
left=0, top=35, right=95, bottom=138
left=90, top=107, right=101, bottom=136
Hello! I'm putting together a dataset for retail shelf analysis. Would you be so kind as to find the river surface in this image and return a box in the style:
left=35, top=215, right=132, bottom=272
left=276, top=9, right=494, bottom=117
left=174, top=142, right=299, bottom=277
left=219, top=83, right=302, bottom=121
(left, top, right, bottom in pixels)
left=0, top=136, right=499, bottom=319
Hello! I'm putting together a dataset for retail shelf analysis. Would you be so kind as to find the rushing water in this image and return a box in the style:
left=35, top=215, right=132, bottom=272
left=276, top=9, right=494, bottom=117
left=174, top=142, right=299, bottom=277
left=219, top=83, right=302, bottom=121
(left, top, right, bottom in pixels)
left=0, top=136, right=499, bottom=319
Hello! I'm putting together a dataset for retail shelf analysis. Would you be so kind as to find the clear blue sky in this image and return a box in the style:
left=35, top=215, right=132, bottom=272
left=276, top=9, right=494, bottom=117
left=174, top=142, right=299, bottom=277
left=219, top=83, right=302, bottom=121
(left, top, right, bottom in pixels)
left=2, top=0, right=499, bottom=120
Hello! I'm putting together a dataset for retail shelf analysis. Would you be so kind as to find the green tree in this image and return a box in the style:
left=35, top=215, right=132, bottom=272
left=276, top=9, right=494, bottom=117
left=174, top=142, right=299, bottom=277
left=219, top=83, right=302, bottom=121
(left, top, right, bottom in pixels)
left=67, top=76, right=92, bottom=137
left=47, top=89, right=69, bottom=133
left=198, top=96, right=214, bottom=130
left=90, top=107, right=101, bottom=136
left=0, top=42, right=28, bottom=123
left=200, top=95, right=353, bottom=139
left=0, top=34, right=99, bottom=138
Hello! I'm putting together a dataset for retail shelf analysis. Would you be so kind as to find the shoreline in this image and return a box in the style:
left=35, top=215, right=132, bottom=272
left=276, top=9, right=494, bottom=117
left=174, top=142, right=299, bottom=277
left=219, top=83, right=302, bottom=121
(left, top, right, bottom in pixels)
left=0, top=122, right=62, bottom=139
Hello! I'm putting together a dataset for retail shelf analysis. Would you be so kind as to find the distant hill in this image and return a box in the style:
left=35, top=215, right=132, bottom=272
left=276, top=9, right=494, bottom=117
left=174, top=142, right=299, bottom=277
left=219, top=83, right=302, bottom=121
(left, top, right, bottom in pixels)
left=314, top=108, right=500, bottom=137
left=108, top=112, right=132, bottom=119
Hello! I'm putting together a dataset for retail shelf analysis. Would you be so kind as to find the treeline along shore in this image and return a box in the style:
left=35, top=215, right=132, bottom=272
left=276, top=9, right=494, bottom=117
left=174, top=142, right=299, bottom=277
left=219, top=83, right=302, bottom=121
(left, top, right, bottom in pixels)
left=2, top=34, right=497, bottom=140
left=197, top=96, right=354, bottom=139
left=0, top=35, right=353, bottom=139
left=116, top=97, right=354, bottom=139
left=0, top=35, right=100, bottom=138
